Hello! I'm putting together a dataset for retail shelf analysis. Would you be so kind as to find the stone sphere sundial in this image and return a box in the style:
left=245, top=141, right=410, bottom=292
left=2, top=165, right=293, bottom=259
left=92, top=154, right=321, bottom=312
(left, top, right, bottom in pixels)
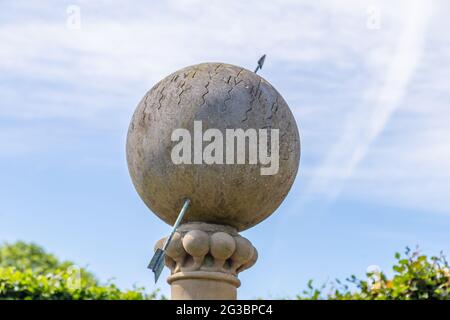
left=126, top=62, right=300, bottom=299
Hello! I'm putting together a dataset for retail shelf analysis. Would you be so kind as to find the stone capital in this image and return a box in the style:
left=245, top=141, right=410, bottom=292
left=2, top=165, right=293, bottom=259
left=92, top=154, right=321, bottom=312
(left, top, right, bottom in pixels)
left=155, top=222, right=258, bottom=299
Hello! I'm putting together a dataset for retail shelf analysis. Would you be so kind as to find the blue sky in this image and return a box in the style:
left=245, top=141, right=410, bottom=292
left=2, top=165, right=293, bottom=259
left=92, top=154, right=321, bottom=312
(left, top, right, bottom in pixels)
left=1, top=0, right=450, bottom=298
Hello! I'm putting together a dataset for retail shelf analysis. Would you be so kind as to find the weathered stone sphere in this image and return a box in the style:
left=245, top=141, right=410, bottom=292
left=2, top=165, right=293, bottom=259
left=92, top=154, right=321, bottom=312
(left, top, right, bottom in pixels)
left=126, top=62, right=300, bottom=231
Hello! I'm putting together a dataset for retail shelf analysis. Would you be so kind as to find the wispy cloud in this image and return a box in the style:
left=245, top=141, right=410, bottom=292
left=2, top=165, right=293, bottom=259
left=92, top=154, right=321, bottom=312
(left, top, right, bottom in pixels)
left=302, top=0, right=433, bottom=200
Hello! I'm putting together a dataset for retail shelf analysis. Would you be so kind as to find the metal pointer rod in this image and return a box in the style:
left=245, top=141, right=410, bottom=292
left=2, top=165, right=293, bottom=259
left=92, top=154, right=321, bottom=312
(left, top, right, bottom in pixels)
left=148, top=198, right=191, bottom=283
left=254, top=54, right=266, bottom=73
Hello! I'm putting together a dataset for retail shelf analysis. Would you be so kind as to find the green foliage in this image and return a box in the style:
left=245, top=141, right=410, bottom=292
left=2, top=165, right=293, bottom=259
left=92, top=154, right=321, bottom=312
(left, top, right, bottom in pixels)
left=1, top=241, right=66, bottom=272
left=0, top=267, right=153, bottom=300
left=298, top=247, right=450, bottom=300
left=0, top=241, right=160, bottom=300
left=0, top=241, right=96, bottom=285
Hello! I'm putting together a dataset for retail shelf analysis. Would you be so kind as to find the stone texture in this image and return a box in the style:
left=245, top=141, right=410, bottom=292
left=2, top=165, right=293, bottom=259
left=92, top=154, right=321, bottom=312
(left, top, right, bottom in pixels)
left=126, top=62, right=300, bottom=231
left=170, top=273, right=238, bottom=300
left=155, top=222, right=256, bottom=299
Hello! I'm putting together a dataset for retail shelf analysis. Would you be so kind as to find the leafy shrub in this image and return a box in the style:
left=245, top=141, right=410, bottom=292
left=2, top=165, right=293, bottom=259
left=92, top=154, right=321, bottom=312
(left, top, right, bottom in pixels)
left=299, top=247, right=450, bottom=300
left=0, top=241, right=160, bottom=300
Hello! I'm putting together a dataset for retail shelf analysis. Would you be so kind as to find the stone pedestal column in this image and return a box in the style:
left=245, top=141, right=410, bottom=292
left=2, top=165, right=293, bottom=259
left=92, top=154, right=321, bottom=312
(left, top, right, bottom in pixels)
left=155, top=222, right=257, bottom=300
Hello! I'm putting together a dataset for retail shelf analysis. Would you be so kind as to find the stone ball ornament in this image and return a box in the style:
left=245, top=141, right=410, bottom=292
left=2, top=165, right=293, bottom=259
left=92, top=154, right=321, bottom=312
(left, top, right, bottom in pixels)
left=126, top=62, right=301, bottom=231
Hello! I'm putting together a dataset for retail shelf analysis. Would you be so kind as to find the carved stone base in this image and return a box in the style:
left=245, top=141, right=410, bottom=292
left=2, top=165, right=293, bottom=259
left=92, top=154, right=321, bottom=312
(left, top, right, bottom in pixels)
left=155, top=222, right=258, bottom=300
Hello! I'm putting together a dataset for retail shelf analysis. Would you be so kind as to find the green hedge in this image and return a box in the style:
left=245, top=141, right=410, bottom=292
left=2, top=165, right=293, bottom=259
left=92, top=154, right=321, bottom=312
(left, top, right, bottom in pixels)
left=0, top=267, right=152, bottom=300
left=0, top=241, right=159, bottom=300
left=299, top=247, right=450, bottom=300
